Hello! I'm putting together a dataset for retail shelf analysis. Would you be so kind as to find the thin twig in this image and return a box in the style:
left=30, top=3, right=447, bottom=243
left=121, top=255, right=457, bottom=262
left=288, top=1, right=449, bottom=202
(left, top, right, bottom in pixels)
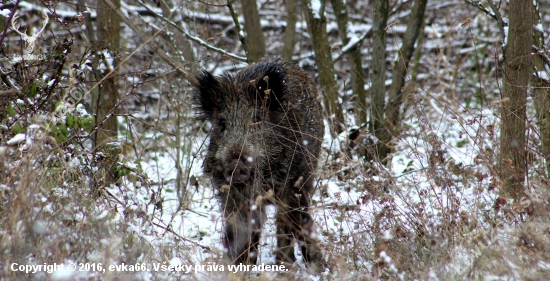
left=533, top=46, right=550, bottom=70
left=100, top=0, right=197, bottom=84
left=333, top=29, right=372, bottom=62
left=463, top=0, right=498, bottom=22
left=152, top=221, right=212, bottom=252
left=486, top=0, right=506, bottom=43
left=0, top=89, right=19, bottom=96
left=226, top=0, right=249, bottom=61
left=0, top=0, right=21, bottom=48
left=134, top=0, right=247, bottom=62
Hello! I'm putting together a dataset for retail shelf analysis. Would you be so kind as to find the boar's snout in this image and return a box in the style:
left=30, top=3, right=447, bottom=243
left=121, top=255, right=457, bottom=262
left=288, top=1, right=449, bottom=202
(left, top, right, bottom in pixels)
left=223, top=159, right=251, bottom=183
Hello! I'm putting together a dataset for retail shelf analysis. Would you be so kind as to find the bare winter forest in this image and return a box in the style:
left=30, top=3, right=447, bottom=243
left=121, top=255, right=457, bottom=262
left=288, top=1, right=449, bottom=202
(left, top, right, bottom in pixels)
left=1, top=0, right=550, bottom=280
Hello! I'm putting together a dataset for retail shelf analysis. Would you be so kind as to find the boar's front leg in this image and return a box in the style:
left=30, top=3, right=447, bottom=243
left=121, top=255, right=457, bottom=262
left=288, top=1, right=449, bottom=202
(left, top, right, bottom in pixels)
left=275, top=183, right=323, bottom=269
left=221, top=189, right=265, bottom=265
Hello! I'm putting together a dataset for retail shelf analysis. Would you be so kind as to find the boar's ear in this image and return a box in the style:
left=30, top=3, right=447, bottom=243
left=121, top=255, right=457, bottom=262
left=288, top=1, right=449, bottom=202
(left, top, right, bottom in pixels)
left=255, top=65, right=287, bottom=111
left=194, top=70, right=221, bottom=119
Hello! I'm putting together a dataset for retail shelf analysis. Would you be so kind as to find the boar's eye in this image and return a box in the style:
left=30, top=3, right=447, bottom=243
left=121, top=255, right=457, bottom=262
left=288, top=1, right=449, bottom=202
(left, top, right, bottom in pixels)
left=218, top=118, right=226, bottom=132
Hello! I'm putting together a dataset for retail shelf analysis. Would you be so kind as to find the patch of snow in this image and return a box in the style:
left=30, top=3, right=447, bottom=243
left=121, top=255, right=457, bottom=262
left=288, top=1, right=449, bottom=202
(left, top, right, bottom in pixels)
left=310, top=0, right=322, bottom=19
left=50, top=266, right=75, bottom=281
left=7, top=133, right=27, bottom=146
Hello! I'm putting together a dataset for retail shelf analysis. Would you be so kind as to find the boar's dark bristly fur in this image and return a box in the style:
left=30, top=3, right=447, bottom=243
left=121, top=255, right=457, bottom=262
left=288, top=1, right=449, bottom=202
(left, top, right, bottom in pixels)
left=194, top=57, right=325, bottom=269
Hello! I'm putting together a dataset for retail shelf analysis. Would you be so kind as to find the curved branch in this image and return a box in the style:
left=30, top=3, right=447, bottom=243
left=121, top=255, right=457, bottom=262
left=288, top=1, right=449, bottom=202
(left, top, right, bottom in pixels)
left=226, top=0, right=250, bottom=61
left=486, top=0, right=506, bottom=43
left=135, top=0, right=247, bottom=62
left=464, top=0, right=498, bottom=22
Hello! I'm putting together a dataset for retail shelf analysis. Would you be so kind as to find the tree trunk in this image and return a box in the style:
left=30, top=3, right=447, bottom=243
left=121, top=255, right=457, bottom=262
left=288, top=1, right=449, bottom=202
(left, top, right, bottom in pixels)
left=330, top=0, right=366, bottom=127
left=531, top=0, right=550, bottom=178
left=370, top=0, right=389, bottom=161
left=95, top=0, right=120, bottom=148
left=93, top=0, right=121, bottom=185
left=379, top=0, right=427, bottom=163
left=282, top=0, right=298, bottom=61
left=302, top=0, right=344, bottom=134
left=241, top=0, right=266, bottom=62
left=499, top=0, right=532, bottom=200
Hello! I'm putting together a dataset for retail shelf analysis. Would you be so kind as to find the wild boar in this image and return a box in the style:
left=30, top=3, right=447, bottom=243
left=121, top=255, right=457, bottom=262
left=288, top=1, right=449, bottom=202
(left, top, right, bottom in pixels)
left=194, top=57, right=324, bottom=269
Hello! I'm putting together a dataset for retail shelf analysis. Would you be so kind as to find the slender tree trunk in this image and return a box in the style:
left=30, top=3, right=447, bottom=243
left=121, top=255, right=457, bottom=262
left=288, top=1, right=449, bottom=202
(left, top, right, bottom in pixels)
left=302, top=0, right=344, bottom=134
left=241, top=0, right=266, bottom=62
left=379, top=0, right=427, bottom=163
left=531, top=0, right=550, bottom=178
left=92, top=0, right=121, bottom=185
left=76, top=0, right=96, bottom=43
left=370, top=0, right=389, bottom=161
left=330, top=0, right=366, bottom=127
left=95, top=0, right=120, bottom=148
left=282, top=0, right=298, bottom=61
left=401, top=21, right=426, bottom=121
left=499, top=0, right=532, bottom=200
left=410, top=21, right=425, bottom=82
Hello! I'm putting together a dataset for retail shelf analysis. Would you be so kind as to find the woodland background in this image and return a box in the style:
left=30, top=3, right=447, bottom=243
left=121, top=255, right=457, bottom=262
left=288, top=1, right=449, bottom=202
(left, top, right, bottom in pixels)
left=1, top=0, right=550, bottom=280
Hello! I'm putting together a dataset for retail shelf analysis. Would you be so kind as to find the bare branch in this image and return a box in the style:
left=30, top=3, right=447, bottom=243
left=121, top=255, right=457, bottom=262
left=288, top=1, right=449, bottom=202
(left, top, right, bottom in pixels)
left=486, top=0, right=506, bottom=43
left=135, top=0, right=247, bottom=62
left=226, top=0, right=250, bottom=61
left=0, top=89, right=19, bottom=96
left=333, top=29, right=372, bottom=62
left=0, top=0, right=21, bottom=47
left=463, top=0, right=498, bottom=22
left=152, top=221, right=212, bottom=252
left=99, top=0, right=196, bottom=84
